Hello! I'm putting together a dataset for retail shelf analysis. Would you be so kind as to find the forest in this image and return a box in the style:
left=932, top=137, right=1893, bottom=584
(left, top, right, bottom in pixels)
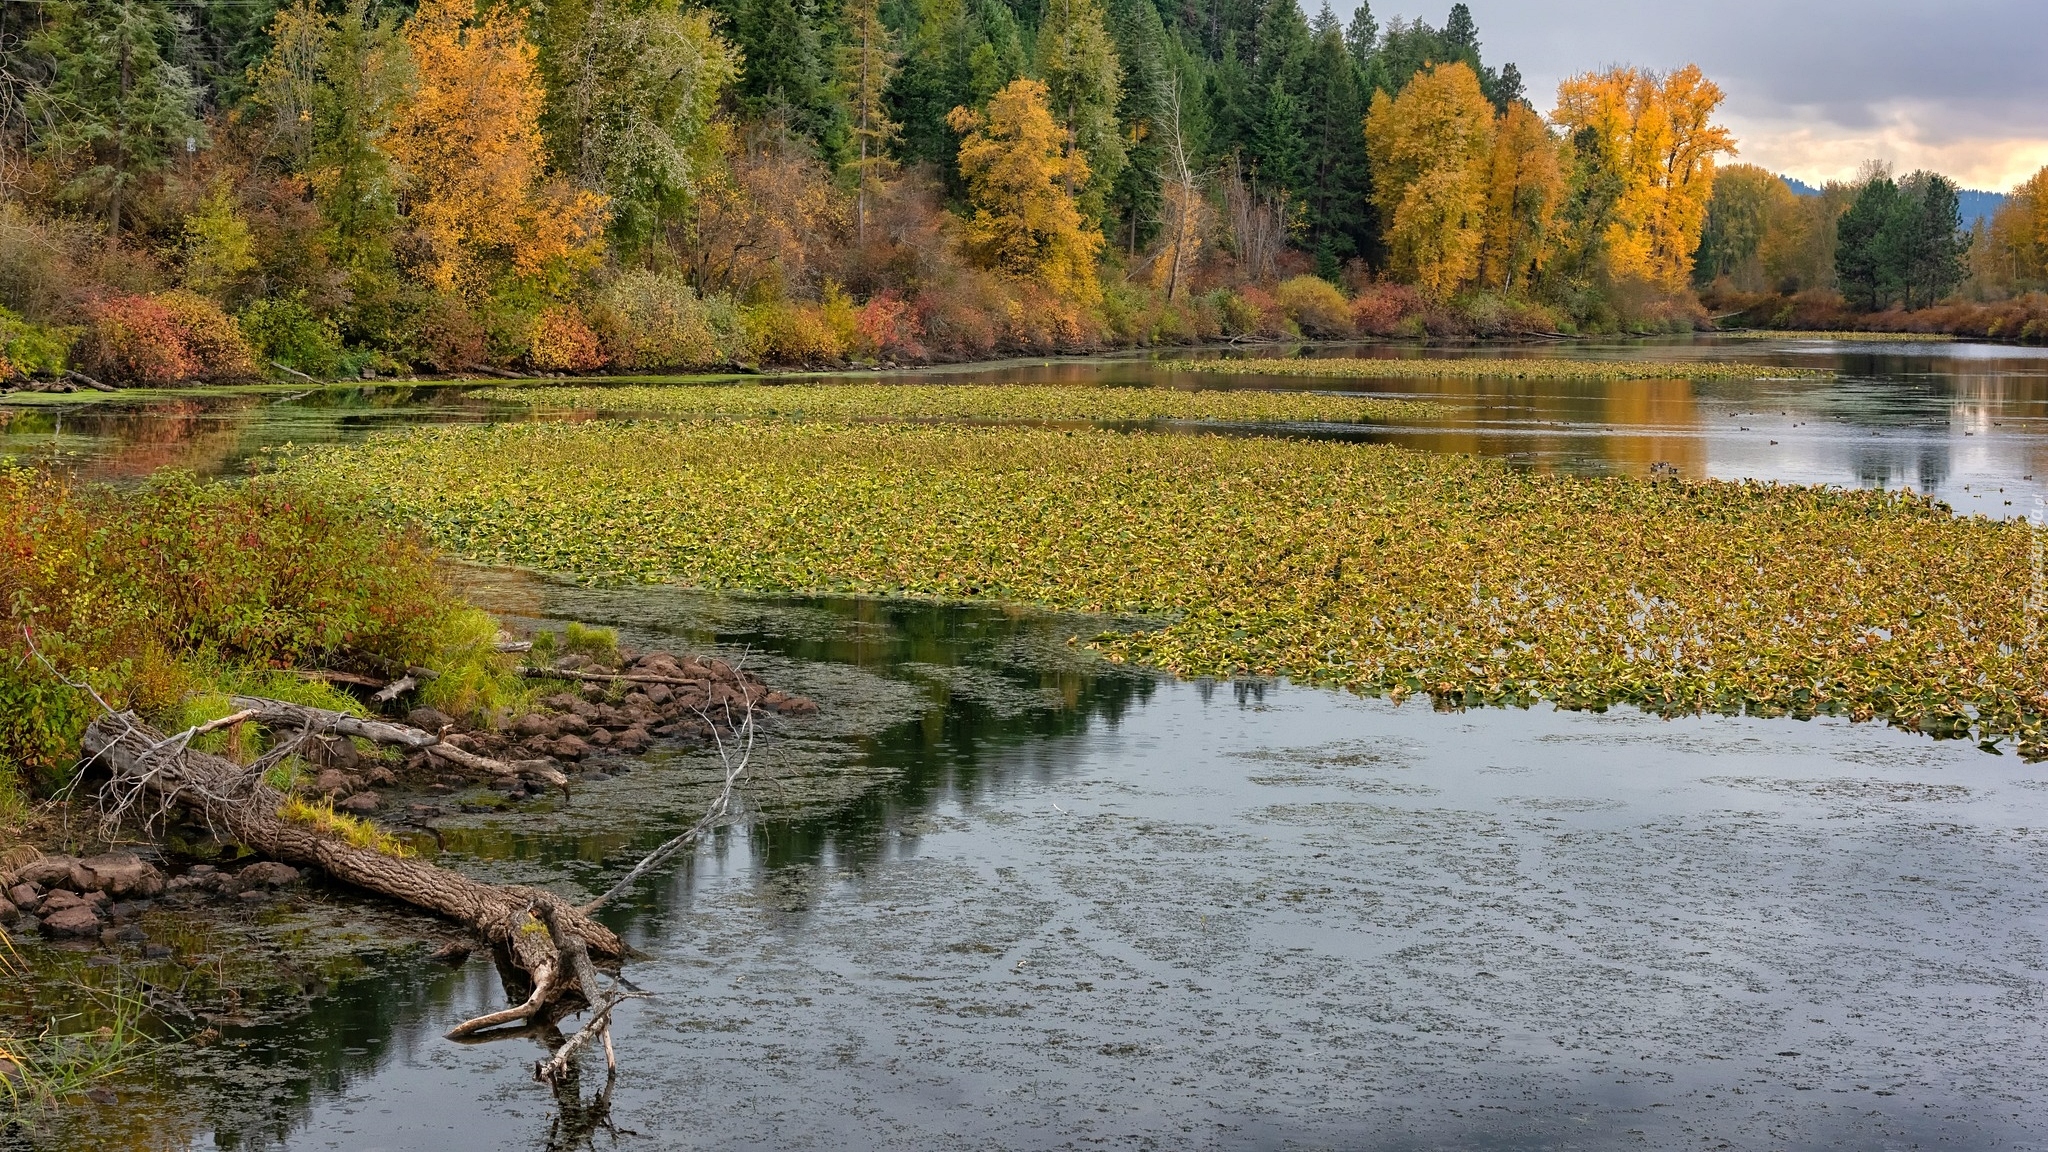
left=0, top=0, right=2044, bottom=385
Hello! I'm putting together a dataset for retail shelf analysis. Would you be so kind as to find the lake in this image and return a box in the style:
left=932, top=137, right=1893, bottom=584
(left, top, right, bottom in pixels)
left=6, top=337, right=2045, bottom=1150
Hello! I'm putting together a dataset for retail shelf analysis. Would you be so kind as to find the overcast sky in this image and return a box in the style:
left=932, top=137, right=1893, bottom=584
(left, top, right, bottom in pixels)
left=1356, top=0, right=2048, bottom=190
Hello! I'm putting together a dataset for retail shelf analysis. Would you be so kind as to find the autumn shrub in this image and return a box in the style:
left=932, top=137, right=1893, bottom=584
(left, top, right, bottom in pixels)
left=1236, top=286, right=1297, bottom=339
left=241, top=296, right=343, bottom=376
left=741, top=300, right=842, bottom=365
left=1275, top=275, right=1354, bottom=338
left=912, top=272, right=1003, bottom=358
left=77, top=292, right=258, bottom=385
left=0, top=465, right=462, bottom=794
left=592, top=269, right=721, bottom=369
left=856, top=290, right=926, bottom=360
left=821, top=282, right=866, bottom=358
left=1351, top=282, right=1424, bottom=336
left=527, top=305, right=607, bottom=371
left=402, top=293, right=489, bottom=371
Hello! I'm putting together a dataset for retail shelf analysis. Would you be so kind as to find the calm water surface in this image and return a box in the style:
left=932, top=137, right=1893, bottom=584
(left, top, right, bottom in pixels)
left=6, top=340, right=2046, bottom=1150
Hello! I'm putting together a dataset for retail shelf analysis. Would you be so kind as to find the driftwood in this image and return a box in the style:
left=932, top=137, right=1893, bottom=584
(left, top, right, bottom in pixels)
left=80, top=711, right=623, bottom=1039
left=228, top=696, right=567, bottom=790
left=42, top=617, right=759, bottom=1087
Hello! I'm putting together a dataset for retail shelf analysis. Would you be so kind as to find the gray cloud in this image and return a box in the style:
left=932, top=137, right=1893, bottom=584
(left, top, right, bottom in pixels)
left=1355, top=0, right=2048, bottom=186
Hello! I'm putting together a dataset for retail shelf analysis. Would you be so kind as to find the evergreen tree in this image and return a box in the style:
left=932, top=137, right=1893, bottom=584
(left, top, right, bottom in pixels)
left=1344, top=1, right=1377, bottom=74
left=1244, top=0, right=1308, bottom=190
left=1441, top=3, right=1476, bottom=55
left=1299, top=6, right=1371, bottom=269
left=1038, top=0, right=1126, bottom=222
left=1837, top=170, right=1969, bottom=310
left=725, top=0, right=846, bottom=159
left=1105, top=0, right=1169, bottom=253
left=840, top=0, right=901, bottom=244
left=27, top=0, right=202, bottom=240
left=1836, top=174, right=1900, bottom=311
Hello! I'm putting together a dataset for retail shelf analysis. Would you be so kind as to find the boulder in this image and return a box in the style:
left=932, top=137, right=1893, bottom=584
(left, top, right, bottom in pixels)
left=339, top=792, right=382, bottom=813
left=407, top=707, right=454, bottom=734
left=41, top=889, right=96, bottom=913
left=17, top=855, right=89, bottom=892
left=645, top=683, right=674, bottom=706
left=80, top=853, right=164, bottom=899
left=543, top=693, right=581, bottom=711
left=7, top=883, right=38, bottom=910
left=551, top=735, right=590, bottom=761
left=587, top=728, right=614, bottom=748
left=364, top=766, right=398, bottom=787
left=235, top=862, right=302, bottom=889
left=40, top=903, right=103, bottom=937
left=614, top=728, right=650, bottom=753
left=0, top=897, right=15, bottom=924
left=555, top=712, right=592, bottom=735
left=513, top=713, right=555, bottom=738
left=579, top=683, right=608, bottom=702
left=314, top=768, right=355, bottom=797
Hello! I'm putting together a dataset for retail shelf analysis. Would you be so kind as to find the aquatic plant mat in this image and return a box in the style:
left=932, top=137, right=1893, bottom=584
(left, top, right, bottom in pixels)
left=276, top=421, right=2047, bottom=751
left=474, top=381, right=1449, bottom=423
left=1161, top=357, right=1834, bottom=380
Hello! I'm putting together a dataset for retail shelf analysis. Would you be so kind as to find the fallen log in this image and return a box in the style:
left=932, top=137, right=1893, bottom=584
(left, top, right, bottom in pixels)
left=80, top=712, right=621, bottom=1036
left=228, top=695, right=568, bottom=790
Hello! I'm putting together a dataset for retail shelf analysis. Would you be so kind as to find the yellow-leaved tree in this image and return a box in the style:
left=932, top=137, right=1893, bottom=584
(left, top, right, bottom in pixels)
left=947, top=78, right=1104, bottom=308
left=1364, top=61, right=1495, bottom=300
left=1551, top=64, right=1735, bottom=291
left=386, top=0, right=605, bottom=293
left=1477, top=102, right=1563, bottom=293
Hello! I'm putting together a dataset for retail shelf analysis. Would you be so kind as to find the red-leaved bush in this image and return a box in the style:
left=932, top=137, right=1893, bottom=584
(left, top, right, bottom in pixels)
left=856, top=291, right=926, bottom=360
left=79, top=291, right=258, bottom=385
left=527, top=305, right=607, bottom=371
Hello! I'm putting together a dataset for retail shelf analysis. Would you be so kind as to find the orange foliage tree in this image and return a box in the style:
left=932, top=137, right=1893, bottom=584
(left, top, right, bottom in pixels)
left=386, top=0, right=606, bottom=293
left=1364, top=61, right=1495, bottom=300
left=1552, top=63, right=1735, bottom=291
left=1477, top=102, right=1563, bottom=292
left=947, top=79, right=1103, bottom=308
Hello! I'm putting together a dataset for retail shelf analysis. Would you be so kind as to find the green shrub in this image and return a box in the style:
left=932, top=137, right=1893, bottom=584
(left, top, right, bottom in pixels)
left=241, top=297, right=344, bottom=376
left=0, top=306, right=75, bottom=378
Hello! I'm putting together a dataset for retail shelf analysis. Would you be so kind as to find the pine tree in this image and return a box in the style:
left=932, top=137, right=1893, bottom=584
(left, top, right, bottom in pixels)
left=27, top=0, right=202, bottom=240
left=1298, top=7, right=1371, bottom=269
left=1105, top=0, right=1169, bottom=254
left=1344, top=1, right=1377, bottom=74
left=840, top=0, right=902, bottom=244
left=1038, top=0, right=1126, bottom=223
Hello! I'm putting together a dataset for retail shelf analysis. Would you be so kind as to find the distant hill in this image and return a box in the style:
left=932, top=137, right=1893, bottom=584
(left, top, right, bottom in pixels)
left=1777, top=173, right=2006, bottom=227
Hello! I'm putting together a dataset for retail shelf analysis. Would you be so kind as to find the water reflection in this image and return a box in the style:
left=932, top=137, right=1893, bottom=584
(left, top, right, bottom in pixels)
left=11, top=336, right=2048, bottom=518
left=12, top=576, right=2046, bottom=1151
